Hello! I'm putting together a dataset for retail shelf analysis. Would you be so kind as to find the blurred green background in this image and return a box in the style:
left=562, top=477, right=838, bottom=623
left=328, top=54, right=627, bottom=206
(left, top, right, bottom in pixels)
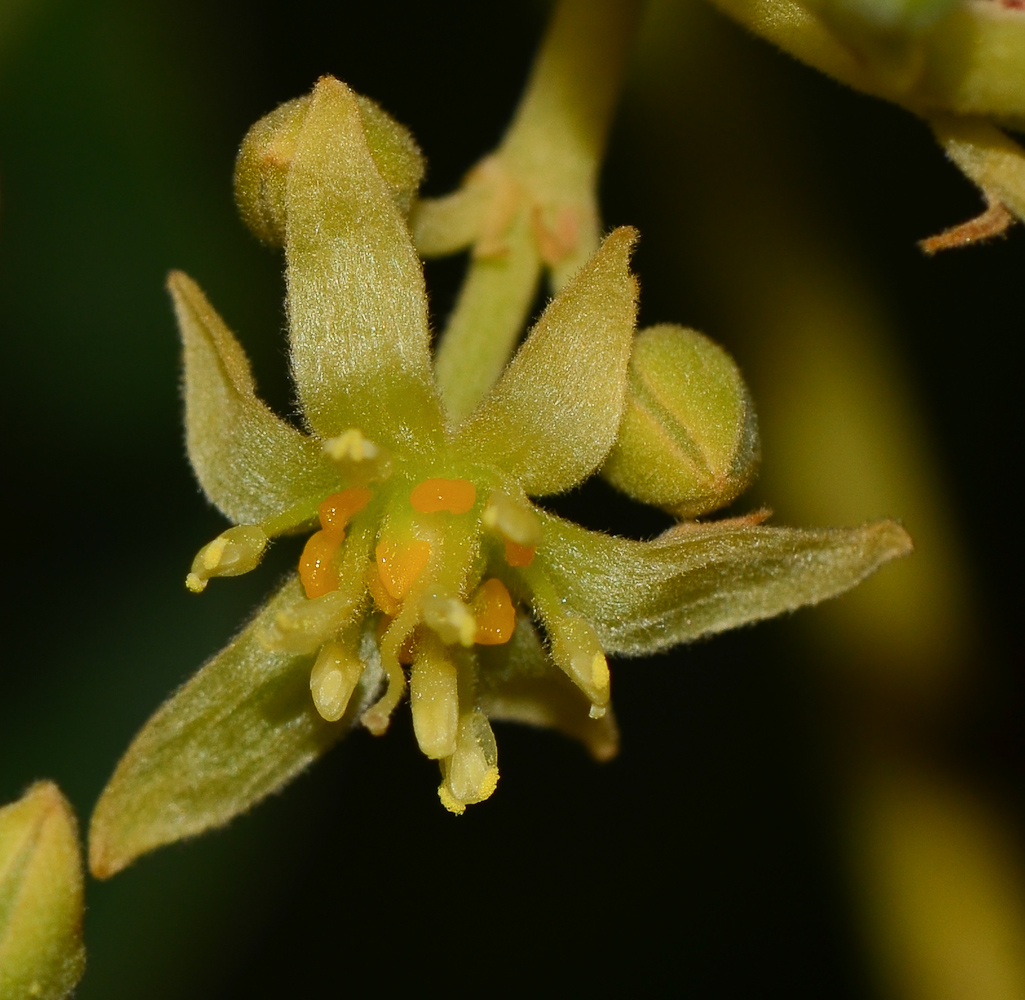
left=1, top=1, right=1023, bottom=996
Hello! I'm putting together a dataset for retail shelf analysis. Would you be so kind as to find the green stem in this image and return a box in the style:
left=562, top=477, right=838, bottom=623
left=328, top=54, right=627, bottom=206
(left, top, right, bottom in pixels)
left=433, top=0, right=644, bottom=425
left=434, top=208, right=541, bottom=424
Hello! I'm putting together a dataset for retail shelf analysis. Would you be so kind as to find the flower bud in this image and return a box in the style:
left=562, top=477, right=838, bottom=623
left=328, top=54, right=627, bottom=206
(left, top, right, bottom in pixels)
left=602, top=324, right=759, bottom=519
left=234, top=85, right=424, bottom=246
left=0, top=782, right=85, bottom=1000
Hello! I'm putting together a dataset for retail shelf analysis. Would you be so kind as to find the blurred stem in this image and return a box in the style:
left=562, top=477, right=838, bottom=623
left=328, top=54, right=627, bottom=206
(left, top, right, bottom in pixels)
left=429, top=0, right=643, bottom=423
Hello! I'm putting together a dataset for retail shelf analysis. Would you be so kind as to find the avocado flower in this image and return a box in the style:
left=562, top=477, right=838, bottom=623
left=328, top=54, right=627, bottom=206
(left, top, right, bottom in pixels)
left=89, top=77, right=910, bottom=878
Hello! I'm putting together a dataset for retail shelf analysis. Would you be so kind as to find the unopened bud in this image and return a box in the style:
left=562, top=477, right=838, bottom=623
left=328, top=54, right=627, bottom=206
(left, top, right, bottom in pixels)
left=234, top=86, right=424, bottom=247
left=602, top=324, right=759, bottom=519
left=186, top=525, right=268, bottom=593
left=0, top=782, right=85, bottom=1000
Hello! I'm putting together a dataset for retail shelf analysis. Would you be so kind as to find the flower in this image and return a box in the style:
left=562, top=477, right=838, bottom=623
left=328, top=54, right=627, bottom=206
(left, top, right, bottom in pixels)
left=88, top=76, right=911, bottom=878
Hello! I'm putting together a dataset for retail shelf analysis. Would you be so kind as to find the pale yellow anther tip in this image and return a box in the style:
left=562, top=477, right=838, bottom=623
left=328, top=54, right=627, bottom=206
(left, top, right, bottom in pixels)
left=185, top=573, right=207, bottom=594
left=589, top=704, right=607, bottom=720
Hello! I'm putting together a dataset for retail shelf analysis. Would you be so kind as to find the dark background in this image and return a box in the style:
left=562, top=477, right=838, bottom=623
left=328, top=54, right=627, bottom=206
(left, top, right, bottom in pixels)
left=1, top=1, right=1021, bottom=996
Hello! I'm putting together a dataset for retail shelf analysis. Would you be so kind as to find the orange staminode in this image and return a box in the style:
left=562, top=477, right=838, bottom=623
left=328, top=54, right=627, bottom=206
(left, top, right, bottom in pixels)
left=319, top=487, right=372, bottom=533
left=409, top=478, right=476, bottom=514
left=473, top=578, right=515, bottom=645
left=299, top=488, right=373, bottom=599
left=366, top=564, right=400, bottom=616
left=503, top=540, right=536, bottom=567
left=376, top=537, right=432, bottom=600
left=300, top=531, right=343, bottom=598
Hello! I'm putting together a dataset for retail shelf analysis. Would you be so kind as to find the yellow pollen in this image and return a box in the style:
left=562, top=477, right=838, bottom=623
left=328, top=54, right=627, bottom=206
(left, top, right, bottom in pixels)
left=318, top=487, right=372, bottom=533
left=299, top=530, right=343, bottom=598
left=472, top=578, right=516, bottom=645
left=410, top=478, right=476, bottom=514
left=376, top=538, right=431, bottom=600
left=591, top=652, right=610, bottom=691
left=503, top=540, right=536, bottom=567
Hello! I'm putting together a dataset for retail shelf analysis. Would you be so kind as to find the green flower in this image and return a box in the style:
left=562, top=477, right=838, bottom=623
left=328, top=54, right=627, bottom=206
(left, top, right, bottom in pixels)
left=89, top=77, right=910, bottom=878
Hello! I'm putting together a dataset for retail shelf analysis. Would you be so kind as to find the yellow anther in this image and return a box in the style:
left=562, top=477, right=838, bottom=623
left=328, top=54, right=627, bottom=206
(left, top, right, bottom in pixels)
left=322, top=429, right=392, bottom=484
left=376, top=537, right=431, bottom=600
left=318, top=486, right=372, bottom=534
left=410, top=635, right=459, bottom=759
left=186, top=525, right=268, bottom=593
left=409, top=477, right=476, bottom=514
left=503, top=540, right=536, bottom=568
left=323, top=428, right=380, bottom=463
left=482, top=490, right=541, bottom=547
left=421, top=593, right=477, bottom=647
left=439, top=710, right=499, bottom=813
left=299, top=530, right=343, bottom=599
left=549, top=615, right=611, bottom=716
left=471, top=578, right=516, bottom=646
left=310, top=640, right=365, bottom=722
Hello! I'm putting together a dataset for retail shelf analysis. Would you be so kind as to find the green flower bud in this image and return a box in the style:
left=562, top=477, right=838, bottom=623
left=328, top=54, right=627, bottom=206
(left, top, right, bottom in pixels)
left=234, top=90, right=424, bottom=246
left=0, top=782, right=86, bottom=1000
left=602, top=324, right=759, bottom=519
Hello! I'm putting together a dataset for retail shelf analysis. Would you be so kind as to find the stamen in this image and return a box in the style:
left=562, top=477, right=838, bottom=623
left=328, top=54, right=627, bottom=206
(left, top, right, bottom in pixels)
left=438, top=710, right=499, bottom=815
left=376, top=537, right=431, bottom=600
left=409, top=477, right=477, bottom=514
left=299, top=530, right=343, bottom=599
left=259, top=588, right=354, bottom=655
left=421, top=592, right=477, bottom=647
left=471, top=578, right=515, bottom=645
left=310, top=640, right=365, bottom=722
left=482, top=490, right=541, bottom=547
left=374, top=615, right=416, bottom=664
left=322, top=428, right=392, bottom=484
left=410, top=635, right=459, bottom=759
left=548, top=616, right=611, bottom=718
left=361, top=610, right=414, bottom=735
left=185, top=525, right=268, bottom=593
left=503, top=540, right=536, bottom=567
left=318, top=487, right=372, bottom=532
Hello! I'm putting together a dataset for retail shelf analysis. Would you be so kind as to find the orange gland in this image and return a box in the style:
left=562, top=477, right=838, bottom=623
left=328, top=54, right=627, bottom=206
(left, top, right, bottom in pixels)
left=503, top=540, right=536, bottom=568
left=366, top=563, right=400, bottom=616
left=300, top=530, right=343, bottom=598
left=410, top=478, right=476, bottom=515
left=376, top=537, right=432, bottom=601
left=472, top=578, right=516, bottom=645
left=318, top=486, right=372, bottom=534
